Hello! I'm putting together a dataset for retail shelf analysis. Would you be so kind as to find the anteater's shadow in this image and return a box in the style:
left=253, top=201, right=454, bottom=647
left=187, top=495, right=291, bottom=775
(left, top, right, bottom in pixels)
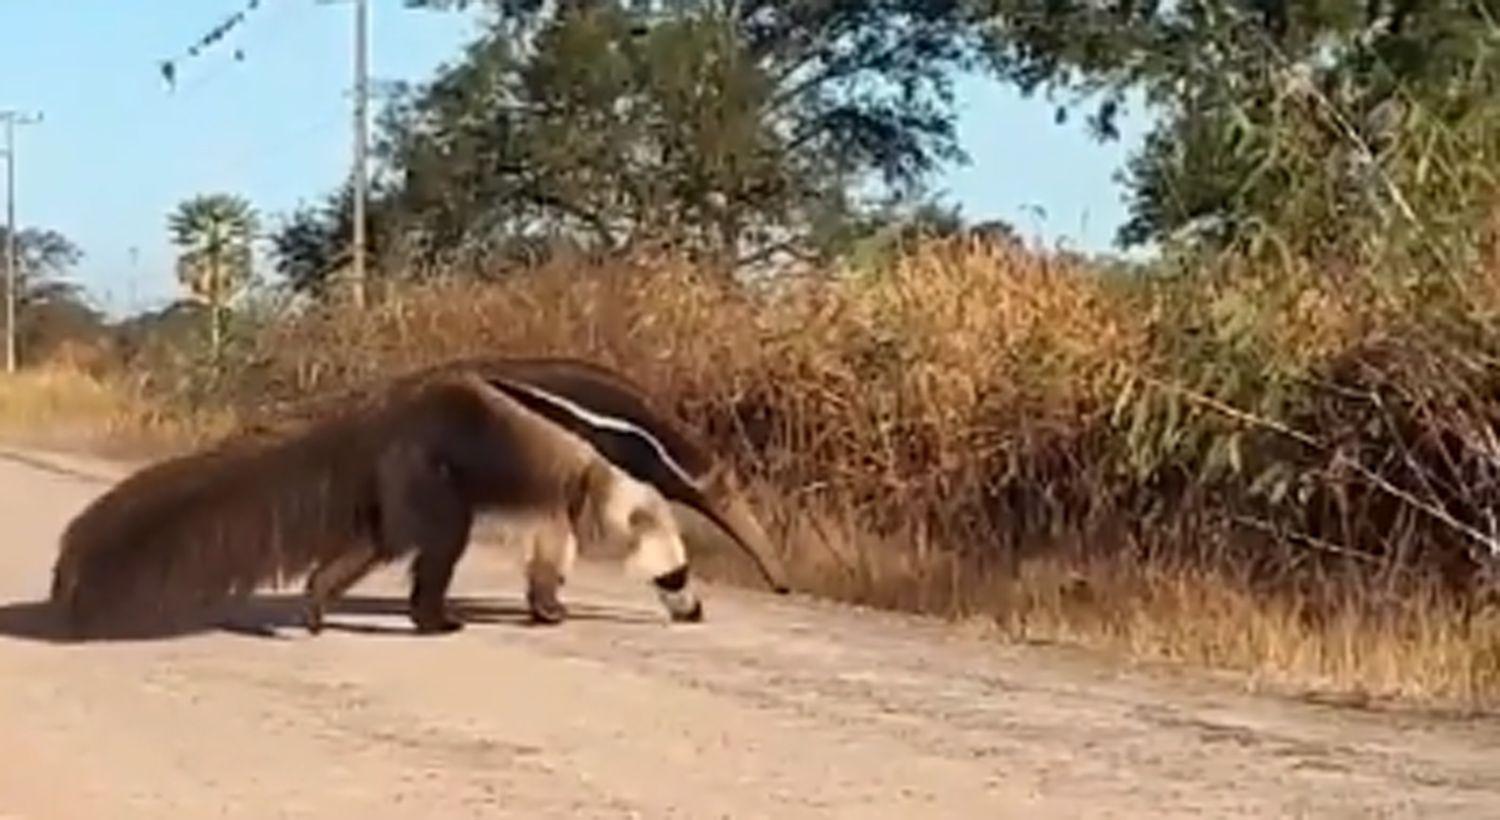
left=0, top=592, right=660, bottom=645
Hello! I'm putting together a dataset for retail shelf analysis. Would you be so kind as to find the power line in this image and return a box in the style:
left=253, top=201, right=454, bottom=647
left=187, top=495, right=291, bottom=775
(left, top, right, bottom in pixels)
left=158, top=0, right=270, bottom=93
left=213, top=109, right=349, bottom=179
left=2, top=110, right=43, bottom=374
left=162, top=0, right=311, bottom=100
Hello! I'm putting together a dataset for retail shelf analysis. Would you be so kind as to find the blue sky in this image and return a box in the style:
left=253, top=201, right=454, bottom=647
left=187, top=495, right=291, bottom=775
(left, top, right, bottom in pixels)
left=0, top=1, right=1151, bottom=317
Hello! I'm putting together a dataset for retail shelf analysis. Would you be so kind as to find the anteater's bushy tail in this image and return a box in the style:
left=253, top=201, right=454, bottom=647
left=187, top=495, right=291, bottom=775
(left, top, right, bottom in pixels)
left=50, top=423, right=372, bottom=638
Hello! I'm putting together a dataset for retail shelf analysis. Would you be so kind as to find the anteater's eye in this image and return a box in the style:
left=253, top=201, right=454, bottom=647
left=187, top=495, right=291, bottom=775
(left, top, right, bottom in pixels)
left=628, top=508, right=656, bottom=532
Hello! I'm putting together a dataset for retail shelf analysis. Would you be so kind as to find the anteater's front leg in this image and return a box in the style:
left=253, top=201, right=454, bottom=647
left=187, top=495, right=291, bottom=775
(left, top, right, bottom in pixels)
left=524, top=512, right=578, bottom=625
left=376, top=448, right=475, bottom=635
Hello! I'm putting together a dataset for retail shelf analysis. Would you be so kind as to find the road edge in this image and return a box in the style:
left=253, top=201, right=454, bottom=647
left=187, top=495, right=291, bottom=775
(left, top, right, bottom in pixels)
left=0, top=442, right=131, bottom=485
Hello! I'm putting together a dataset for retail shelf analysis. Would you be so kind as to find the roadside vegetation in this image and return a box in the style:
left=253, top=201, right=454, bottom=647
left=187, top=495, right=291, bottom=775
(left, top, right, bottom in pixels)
left=5, top=1, right=1500, bottom=709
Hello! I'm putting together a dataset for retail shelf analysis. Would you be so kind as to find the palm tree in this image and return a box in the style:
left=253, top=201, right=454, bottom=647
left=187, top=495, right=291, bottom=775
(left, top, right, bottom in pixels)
left=167, top=193, right=259, bottom=358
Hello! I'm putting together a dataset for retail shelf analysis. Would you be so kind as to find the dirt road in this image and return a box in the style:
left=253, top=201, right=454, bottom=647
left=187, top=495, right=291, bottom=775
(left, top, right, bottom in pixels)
left=1, top=446, right=1498, bottom=818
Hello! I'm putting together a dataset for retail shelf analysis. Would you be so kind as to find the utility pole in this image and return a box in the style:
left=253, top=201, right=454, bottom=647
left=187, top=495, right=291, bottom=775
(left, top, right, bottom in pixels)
left=350, top=0, right=369, bottom=309
left=2, top=110, right=42, bottom=374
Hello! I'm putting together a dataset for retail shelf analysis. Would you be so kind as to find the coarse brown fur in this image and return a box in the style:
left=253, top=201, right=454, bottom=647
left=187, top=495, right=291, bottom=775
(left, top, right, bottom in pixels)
left=290, top=356, right=793, bottom=598
left=49, top=372, right=642, bottom=638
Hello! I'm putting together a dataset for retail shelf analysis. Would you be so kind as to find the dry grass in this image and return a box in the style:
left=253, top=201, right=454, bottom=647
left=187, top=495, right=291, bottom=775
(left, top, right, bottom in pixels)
left=691, top=485, right=1500, bottom=709
left=0, top=364, right=236, bottom=459
left=22, top=239, right=1500, bottom=711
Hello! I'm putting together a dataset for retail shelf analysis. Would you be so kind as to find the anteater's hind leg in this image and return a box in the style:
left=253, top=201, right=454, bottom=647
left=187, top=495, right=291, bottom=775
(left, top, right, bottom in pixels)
left=302, top=544, right=381, bottom=635
left=375, top=447, right=475, bottom=635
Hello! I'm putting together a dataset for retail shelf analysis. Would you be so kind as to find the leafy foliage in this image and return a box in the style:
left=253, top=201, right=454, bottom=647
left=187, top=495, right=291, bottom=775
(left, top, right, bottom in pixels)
left=1, top=227, right=86, bottom=307
left=0, top=227, right=110, bottom=365
left=167, top=193, right=260, bottom=357
left=268, top=182, right=404, bottom=300
left=976, top=0, right=1500, bottom=261
left=355, top=0, right=988, bottom=278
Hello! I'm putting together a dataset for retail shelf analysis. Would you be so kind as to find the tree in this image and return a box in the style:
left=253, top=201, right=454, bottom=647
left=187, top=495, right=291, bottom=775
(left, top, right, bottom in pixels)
left=0, top=227, right=106, bottom=365
left=269, top=182, right=398, bottom=301
left=167, top=193, right=259, bottom=357
left=270, top=197, right=347, bottom=302
left=0, top=227, right=86, bottom=307
left=368, top=0, right=988, bottom=279
left=972, top=0, right=1500, bottom=261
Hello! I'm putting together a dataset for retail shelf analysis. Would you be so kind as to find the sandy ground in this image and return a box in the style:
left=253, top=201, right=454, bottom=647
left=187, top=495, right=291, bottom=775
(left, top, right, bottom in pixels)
left=2, top=446, right=1499, bottom=819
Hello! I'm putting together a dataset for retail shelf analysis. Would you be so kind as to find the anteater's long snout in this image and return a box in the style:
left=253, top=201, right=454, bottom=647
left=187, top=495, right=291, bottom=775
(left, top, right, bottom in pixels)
left=696, top=480, right=791, bottom=595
